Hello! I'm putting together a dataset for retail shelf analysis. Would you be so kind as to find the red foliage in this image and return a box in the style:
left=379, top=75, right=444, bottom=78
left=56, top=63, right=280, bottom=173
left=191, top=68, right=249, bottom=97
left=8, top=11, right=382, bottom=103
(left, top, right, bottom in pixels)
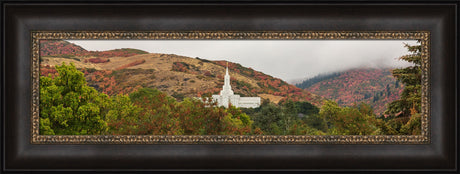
left=40, top=40, right=147, bottom=58
left=85, top=69, right=142, bottom=96
left=204, top=71, right=213, bottom=77
left=85, top=58, right=110, bottom=63
left=115, top=59, right=146, bottom=70
left=107, top=89, right=254, bottom=135
left=40, top=40, right=87, bottom=57
left=40, top=65, right=58, bottom=78
left=306, top=68, right=403, bottom=115
left=171, top=62, right=189, bottom=72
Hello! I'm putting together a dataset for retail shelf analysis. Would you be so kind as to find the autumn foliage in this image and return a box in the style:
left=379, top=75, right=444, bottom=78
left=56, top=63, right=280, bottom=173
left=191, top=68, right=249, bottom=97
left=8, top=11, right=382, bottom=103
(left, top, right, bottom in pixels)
left=171, top=61, right=201, bottom=74
left=40, top=63, right=256, bottom=135
left=40, top=40, right=148, bottom=58
left=84, top=69, right=144, bottom=96
left=40, top=65, right=58, bottom=78
left=85, top=58, right=110, bottom=63
left=110, top=88, right=255, bottom=135
left=115, top=59, right=146, bottom=70
left=301, top=68, right=403, bottom=115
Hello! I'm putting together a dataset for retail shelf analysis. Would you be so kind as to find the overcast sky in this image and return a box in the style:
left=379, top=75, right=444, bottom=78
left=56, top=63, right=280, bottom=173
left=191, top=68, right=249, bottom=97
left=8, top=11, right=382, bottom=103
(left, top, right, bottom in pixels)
left=66, top=40, right=417, bottom=83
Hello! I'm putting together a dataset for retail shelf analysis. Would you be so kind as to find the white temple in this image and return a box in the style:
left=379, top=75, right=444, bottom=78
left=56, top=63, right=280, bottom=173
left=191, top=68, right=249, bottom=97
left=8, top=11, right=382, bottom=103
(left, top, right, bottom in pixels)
left=211, top=64, right=261, bottom=108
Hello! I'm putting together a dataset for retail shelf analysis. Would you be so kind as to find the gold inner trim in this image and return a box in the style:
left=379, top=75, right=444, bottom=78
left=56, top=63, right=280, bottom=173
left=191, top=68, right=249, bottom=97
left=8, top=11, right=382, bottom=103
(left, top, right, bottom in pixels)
left=31, top=31, right=430, bottom=144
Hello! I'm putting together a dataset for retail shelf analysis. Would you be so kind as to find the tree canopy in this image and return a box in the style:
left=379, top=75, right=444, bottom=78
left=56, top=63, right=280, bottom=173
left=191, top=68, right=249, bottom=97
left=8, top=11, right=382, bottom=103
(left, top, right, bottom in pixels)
left=40, top=63, right=110, bottom=135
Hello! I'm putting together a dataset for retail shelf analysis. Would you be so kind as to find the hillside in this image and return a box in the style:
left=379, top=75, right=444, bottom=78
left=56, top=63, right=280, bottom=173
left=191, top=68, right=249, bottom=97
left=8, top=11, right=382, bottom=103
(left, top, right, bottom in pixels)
left=40, top=40, right=148, bottom=59
left=296, top=68, right=403, bottom=115
left=40, top=40, right=323, bottom=106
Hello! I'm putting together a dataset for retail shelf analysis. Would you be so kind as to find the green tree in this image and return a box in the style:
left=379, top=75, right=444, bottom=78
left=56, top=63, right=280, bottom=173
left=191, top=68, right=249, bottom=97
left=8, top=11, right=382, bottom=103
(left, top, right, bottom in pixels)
left=175, top=97, right=254, bottom=135
left=250, top=99, right=322, bottom=135
left=385, top=42, right=421, bottom=117
left=288, top=121, right=326, bottom=135
left=280, top=100, right=299, bottom=134
left=128, top=88, right=183, bottom=135
left=106, top=94, right=143, bottom=135
left=303, top=113, right=328, bottom=132
left=384, top=42, right=422, bottom=134
left=294, top=101, right=320, bottom=116
left=319, top=100, right=378, bottom=135
left=400, top=113, right=421, bottom=135
left=332, top=106, right=377, bottom=135
left=39, top=63, right=110, bottom=135
left=226, top=105, right=253, bottom=127
left=251, top=103, right=282, bottom=135
left=319, top=100, right=341, bottom=129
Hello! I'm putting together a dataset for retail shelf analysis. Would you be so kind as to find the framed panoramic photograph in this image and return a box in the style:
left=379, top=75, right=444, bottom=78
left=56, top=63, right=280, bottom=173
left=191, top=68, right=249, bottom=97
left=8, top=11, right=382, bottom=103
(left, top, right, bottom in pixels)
left=2, top=0, right=458, bottom=172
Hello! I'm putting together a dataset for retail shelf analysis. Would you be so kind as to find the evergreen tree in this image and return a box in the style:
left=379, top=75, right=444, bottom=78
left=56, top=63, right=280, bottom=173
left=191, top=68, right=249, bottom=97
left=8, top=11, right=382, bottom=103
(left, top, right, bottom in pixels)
left=383, top=42, right=422, bottom=134
left=385, top=42, right=421, bottom=117
left=295, top=72, right=342, bottom=89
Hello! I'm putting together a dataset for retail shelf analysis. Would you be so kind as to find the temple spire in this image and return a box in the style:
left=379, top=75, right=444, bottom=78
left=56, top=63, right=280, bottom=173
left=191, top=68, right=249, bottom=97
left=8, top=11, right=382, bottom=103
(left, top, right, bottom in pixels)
left=224, top=61, right=230, bottom=87
left=226, top=62, right=229, bottom=75
left=221, top=61, right=233, bottom=95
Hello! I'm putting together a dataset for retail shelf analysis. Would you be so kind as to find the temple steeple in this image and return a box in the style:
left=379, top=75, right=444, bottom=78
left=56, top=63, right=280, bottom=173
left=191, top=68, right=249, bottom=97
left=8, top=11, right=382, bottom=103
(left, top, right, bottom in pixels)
left=220, top=62, right=234, bottom=96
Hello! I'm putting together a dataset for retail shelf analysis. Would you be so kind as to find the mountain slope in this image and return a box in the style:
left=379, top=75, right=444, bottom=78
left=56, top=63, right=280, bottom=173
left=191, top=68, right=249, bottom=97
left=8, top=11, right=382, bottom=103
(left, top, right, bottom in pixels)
left=40, top=40, right=148, bottom=58
left=297, top=68, right=403, bottom=115
left=40, top=40, right=324, bottom=107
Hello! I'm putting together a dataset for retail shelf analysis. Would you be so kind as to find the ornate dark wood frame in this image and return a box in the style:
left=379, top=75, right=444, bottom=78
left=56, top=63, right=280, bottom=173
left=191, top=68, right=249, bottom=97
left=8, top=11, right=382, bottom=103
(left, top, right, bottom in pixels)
left=31, top=31, right=431, bottom=144
left=3, top=1, right=457, bottom=171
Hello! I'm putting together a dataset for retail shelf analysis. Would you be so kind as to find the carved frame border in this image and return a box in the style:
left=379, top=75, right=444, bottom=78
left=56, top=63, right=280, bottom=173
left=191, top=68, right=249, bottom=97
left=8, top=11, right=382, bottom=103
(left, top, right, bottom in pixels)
left=31, top=31, right=430, bottom=144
